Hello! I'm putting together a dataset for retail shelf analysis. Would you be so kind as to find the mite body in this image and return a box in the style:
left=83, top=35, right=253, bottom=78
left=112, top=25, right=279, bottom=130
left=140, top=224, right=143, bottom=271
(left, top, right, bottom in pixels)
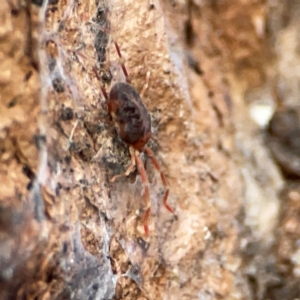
left=108, top=82, right=151, bottom=151
left=96, top=41, right=173, bottom=235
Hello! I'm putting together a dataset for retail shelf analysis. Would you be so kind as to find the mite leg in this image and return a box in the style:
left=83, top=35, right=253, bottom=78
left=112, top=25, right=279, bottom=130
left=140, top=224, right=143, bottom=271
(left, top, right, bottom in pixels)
left=139, top=71, right=150, bottom=98
left=135, top=150, right=151, bottom=235
left=91, top=24, right=129, bottom=83
left=92, top=66, right=109, bottom=101
left=144, top=146, right=173, bottom=213
left=110, top=146, right=136, bottom=182
left=113, top=41, right=131, bottom=84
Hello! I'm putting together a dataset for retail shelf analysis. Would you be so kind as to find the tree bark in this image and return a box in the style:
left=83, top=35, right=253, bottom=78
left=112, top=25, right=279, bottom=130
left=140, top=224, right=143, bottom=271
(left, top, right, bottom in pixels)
left=1, top=0, right=299, bottom=299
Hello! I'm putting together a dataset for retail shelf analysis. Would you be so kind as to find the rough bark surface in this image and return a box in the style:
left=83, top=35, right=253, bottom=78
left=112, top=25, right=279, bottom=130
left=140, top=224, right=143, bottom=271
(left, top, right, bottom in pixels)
left=1, top=0, right=300, bottom=299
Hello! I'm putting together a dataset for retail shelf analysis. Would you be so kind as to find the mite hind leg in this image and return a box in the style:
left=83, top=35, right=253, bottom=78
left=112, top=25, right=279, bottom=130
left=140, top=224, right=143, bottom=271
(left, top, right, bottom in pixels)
left=144, top=146, right=173, bottom=213
left=134, top=150, right=151, bottom=235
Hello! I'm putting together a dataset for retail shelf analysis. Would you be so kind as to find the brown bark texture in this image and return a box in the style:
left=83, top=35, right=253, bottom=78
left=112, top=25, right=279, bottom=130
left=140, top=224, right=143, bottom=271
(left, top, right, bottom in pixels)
left=1, top=0, right=300, bottom=299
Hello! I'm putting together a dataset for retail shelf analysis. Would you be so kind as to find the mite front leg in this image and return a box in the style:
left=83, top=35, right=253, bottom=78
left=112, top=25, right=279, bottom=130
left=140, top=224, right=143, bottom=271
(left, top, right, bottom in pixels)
left=144, top=146, right=173, bottom=213
left=134, top=150, right=151, bottom=235
left=92, top=65, right=111, bottom=98
left=139, top=71, right=150, bottom=98
left=113, top=41, right=131, bottom=84
left=110, top=146, right=136, bottom=182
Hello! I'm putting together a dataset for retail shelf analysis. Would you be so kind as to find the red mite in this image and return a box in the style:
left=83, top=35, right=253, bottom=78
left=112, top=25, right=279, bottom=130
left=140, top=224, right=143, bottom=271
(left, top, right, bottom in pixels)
left=97, top=42, right=173, bottom=235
